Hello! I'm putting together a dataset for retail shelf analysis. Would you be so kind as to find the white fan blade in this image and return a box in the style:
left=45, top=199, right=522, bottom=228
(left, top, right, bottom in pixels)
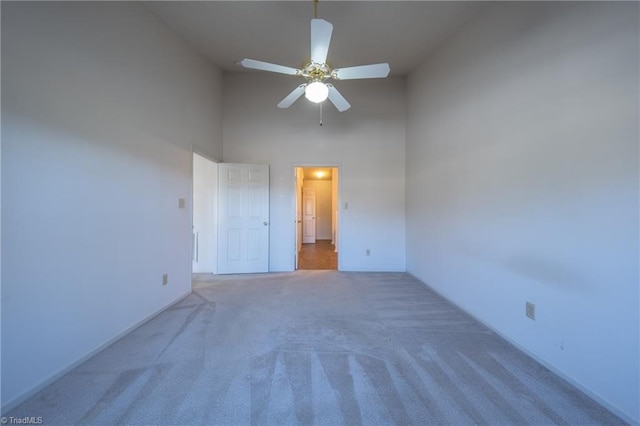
left=326, top=84, right=351, bottom=112
left=277, top=84, right=307, bottom=109
left=240, top=59, right=300, bottom=75
left=311, top=19, right=333, bottom=64
left=333, top=63, right=390, bottom=80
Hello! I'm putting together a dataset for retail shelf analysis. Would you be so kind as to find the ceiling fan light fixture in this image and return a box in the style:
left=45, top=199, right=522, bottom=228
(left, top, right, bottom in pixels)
left=239, top=4, right=389, bottom=113
left=305, top=81, right=329, bottom=103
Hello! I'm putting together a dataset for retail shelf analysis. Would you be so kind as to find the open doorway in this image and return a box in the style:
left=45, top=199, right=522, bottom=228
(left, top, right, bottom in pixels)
left=294, top=166, right=339, bottom=270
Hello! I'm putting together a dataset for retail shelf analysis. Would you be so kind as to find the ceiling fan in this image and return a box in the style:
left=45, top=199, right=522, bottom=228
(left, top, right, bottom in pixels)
left=239, top=1, right=390, bottom=112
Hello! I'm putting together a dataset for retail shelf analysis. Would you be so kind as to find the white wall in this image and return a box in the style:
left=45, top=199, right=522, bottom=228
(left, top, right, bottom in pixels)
left=406, top=2, right=638, bottom=423
left=1, top=2, right=223, bottom=409
left=223, top=73, right=406, bottom=272
left=304, top=179, right=332, bottom=240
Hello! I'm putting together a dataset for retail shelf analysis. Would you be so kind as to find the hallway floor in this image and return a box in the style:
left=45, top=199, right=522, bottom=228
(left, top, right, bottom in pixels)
left=298, top=240, right=337, bottom=270
left=5, top=272, right=621, bottom=425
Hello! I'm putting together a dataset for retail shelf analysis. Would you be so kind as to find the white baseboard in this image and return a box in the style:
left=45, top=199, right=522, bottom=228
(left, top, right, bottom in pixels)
left=1, top=290, right=192, bottom=415
left=407, top=272, right=638, bottom=426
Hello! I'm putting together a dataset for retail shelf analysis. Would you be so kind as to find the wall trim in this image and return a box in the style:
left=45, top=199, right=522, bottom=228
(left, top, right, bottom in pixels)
left=1, top=290, right=192, bottom=415
left=406, top=272, right=637, bottom=426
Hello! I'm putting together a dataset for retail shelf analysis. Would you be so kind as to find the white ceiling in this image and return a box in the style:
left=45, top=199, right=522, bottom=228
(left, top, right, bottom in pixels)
left=145, top=1, right=484, bottom=76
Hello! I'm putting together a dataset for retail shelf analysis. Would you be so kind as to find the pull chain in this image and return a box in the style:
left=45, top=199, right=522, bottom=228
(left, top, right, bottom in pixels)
left=320, top=102, right=323, bottom=126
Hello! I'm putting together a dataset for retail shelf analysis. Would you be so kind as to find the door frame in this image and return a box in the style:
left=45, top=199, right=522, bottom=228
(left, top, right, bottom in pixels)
left=292, top=163, right=341, bottom=271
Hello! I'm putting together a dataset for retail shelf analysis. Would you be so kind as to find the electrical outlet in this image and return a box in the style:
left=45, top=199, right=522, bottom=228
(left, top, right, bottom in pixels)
left=526, top=301, right=535, bottom=320
left=162, top=274, right=168, bottom=286
left=366, top=249, right=370, bottom=256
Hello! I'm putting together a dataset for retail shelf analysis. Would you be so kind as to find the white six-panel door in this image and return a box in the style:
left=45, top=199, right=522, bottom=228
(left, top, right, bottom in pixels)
left=302, top=187, right=316, bottom=244
left=218, top=163, right=269, bottom=274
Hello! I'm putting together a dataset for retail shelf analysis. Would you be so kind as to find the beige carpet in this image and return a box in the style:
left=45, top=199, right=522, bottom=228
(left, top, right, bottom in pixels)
left=5, top=271, right=623, bottom=425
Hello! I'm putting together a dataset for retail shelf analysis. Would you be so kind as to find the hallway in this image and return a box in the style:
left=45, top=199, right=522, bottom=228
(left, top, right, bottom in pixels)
left=298, top=240, right=337, bottom=270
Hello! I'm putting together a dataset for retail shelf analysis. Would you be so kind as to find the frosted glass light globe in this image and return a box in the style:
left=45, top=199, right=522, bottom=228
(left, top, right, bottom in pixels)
left=305, top=81, right=329, bottom=103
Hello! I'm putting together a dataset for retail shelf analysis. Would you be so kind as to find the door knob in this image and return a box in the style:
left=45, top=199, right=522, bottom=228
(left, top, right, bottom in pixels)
left=263, top=222, right=268, bottom=226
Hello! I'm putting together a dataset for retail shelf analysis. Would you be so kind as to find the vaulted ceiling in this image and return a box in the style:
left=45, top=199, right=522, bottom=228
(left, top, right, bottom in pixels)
left=145, top=1, right=483, bottom=76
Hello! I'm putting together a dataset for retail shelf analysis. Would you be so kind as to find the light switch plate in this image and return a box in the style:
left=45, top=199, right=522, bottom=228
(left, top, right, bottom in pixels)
left=526, top=301, right=535, bottom=320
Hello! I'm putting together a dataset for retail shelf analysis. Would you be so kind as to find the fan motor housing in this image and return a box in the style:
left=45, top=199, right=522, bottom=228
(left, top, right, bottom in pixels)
left=303, top=62, right=331, bottom=82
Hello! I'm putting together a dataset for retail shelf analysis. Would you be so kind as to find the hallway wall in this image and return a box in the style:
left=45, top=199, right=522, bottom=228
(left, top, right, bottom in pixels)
left=406, top=2, right=639, bottom=422
left=1, top=2, right=223, bottom=409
